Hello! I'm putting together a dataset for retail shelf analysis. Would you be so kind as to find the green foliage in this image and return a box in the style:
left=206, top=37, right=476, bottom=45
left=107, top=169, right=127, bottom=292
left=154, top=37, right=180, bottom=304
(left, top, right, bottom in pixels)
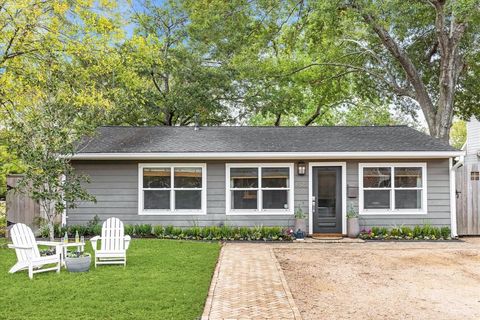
left=360, top=225, right=452, bottom=240
left=0, top=202, right=5, bottom=237
left=440, top=227, right=452, bottom=239
left=134, top=224, right=153, bottom=237
left=125, top=224, right=136, bottom=236
left=346, top=204, right=358, bottom=219
left=294, top=207, right=307, bottom=219
left=145, top=225, right=293, bottom=241
left=450, top=120, right=467, bottom=149
left=40, top=215, right=102, bottom=238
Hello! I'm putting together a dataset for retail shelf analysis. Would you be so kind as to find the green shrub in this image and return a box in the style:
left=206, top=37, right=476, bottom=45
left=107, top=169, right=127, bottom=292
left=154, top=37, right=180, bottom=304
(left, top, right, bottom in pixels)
left=149, top=225, right=291, bottom=241
left=41, top=222, right=292, bottom=241
left=390, top=227, right=401, bottom=237
left=135, top=224, right=152, bottom=237
left=152, top=225, right=164, bottom=238
left=68, top=225, right=89, bottom=236
left=420, top=224, right=434, bottom=238
left=413, top=225, right=422, bottom=238
left=89, top=224, right=102, bottom=236
left=238, top=227, right=250, bottom=240
left=125, top=224, right=135, bottom=236
left=400, top=226, right=413, bottom=237
left=440, top=227, right=451, bottom=239
left=360, top=225, right=453, bottom=241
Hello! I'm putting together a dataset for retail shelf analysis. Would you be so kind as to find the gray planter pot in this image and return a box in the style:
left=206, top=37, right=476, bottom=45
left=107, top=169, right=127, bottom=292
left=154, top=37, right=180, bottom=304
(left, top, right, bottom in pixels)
left=347, top=217, right=360, bottom=238
left=65, top=255, right=91, bottom=272
left=294, top=218, right=307, bottom=234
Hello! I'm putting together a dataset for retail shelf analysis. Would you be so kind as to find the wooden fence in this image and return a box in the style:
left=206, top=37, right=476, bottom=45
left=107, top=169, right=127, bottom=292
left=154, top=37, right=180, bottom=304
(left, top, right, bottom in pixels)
left=6, top=175, right=40, bottom=235
left=456, top=163, right=480, bottom=235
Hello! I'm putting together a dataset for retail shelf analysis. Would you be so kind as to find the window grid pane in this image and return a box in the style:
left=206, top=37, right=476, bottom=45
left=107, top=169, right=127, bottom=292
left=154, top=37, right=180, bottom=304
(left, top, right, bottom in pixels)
left=229, top=166, right=291, bottom=211
left=363, top=167, right=391, bottom=188
left=395, top=190, right=422, bottom=209
left=175, top=190, right=202, bottom=210
left=144, top=190, right=170, bottom=210
left=361, top=165, right=425, bottom=213
left=394, top=167, right=422, bottom=188
left=174, top=167, right=202, bottom=188
left=143, top=168, right=171, bottom=188
left=364, top=190, right=391, bottom=209
left=142, top=166, right=204, bottom=212
left=261, top=167, right=289, bottom=188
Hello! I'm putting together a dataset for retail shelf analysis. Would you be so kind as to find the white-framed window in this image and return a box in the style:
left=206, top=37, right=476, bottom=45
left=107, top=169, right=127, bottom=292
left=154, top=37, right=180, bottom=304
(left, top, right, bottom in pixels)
left=359, top=163, right=427, bottom=215
left=138, top=163, right=206, bottom=215
left=225, top=163, right=294, bottom=215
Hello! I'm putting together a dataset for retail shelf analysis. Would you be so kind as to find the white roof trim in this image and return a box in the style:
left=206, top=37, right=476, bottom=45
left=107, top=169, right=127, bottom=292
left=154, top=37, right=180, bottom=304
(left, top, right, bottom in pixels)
left=71, top=151, right=465, bottom=160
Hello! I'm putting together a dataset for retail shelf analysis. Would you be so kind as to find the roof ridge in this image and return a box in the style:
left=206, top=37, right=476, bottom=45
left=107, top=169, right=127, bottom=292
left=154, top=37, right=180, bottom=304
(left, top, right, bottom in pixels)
left=98, top=125, right=410, bottom=128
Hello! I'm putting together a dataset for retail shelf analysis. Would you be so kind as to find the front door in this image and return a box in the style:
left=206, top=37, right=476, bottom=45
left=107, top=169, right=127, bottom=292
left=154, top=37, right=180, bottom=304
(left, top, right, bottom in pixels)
left=312, top=166, right=342, bottom=234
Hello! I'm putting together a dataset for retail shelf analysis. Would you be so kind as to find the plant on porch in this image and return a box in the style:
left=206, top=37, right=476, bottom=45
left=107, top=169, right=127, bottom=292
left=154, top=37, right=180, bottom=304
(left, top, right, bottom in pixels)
left=347, top=204, right=360, bottom=238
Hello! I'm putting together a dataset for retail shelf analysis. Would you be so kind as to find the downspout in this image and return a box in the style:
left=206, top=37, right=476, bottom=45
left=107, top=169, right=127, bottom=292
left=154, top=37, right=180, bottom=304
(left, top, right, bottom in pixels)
left=450, top=155, right=464, bottom=238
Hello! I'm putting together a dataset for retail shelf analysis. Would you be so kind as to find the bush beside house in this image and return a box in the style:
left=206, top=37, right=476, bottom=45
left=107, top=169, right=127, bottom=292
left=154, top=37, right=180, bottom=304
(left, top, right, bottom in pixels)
left=41, top=216, right=293, bottom=241
left=360, top=225, right=452, bottom=241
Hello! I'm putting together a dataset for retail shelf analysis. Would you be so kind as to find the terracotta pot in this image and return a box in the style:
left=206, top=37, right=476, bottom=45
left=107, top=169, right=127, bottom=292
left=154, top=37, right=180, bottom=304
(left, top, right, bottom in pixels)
left=347, top=217, right=360, bottom=238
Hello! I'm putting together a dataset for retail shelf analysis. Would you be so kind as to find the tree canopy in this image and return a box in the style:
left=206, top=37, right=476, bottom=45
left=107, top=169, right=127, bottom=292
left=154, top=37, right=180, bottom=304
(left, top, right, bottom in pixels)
left=0, top=0, right=479, bottom=197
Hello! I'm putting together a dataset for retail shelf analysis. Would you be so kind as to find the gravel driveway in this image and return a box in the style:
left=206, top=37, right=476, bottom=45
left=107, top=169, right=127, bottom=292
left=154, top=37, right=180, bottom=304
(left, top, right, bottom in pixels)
left=274, top=239, right=480, bottom=320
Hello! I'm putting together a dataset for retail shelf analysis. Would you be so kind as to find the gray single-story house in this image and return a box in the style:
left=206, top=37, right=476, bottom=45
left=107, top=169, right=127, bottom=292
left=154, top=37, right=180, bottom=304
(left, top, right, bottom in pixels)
left=68, top=125, right=463, bottom=236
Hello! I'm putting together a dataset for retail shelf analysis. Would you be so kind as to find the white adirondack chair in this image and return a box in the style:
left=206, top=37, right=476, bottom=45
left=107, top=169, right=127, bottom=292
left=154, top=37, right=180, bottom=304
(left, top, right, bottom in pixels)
left=8, top=223, right=61, bottom=279
left=90, top=217, right=131, bottom=267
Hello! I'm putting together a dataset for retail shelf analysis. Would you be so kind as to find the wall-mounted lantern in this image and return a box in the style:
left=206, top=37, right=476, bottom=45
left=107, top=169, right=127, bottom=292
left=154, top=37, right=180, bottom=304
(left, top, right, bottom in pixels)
left=297, top=161, right=306, bottom=176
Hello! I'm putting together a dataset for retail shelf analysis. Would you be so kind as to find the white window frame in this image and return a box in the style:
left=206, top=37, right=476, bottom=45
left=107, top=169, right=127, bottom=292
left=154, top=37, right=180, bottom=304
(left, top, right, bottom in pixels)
left=138, top=163, right=207, bottom=215
left=225, top=163, right=294, bottom=215
left=359, top=162, right=428, bottom=215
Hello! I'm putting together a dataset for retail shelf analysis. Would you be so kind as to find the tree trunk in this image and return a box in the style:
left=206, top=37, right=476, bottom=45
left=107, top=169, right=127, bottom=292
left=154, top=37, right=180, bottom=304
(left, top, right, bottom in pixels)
left=48, top=222, right=55, bottom=241
left=274, top=113, right=282, bottom=126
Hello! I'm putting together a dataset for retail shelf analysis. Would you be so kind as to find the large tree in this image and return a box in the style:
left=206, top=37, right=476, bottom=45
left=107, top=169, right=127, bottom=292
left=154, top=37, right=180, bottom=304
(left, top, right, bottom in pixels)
left=181, top=0, right=480, bottom=135
left=0, top=0, right=122, bottom=235
left=106, top=0, right=237, bottom=126
left=315, top=0, right=480, bottom=140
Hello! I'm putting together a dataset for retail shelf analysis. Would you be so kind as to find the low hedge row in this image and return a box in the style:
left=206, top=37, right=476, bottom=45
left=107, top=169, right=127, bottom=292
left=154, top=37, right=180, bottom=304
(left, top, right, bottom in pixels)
left=359, top=225, right=452, bottom=240
left=42, top=222, right=293, bottom=241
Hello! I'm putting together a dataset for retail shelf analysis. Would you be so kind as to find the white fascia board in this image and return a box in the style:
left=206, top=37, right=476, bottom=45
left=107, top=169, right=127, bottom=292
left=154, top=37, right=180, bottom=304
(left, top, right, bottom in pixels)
left=71, top=151, right=465, bottom=160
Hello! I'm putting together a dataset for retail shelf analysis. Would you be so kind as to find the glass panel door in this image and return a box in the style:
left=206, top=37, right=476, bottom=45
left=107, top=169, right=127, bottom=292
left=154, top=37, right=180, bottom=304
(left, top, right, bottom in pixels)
left=313, top=166, right=342, bottom=233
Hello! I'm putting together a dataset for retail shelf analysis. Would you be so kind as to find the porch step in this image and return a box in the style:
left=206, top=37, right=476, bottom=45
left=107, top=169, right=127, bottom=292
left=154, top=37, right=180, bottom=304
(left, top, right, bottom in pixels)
left=311, top=233, right=343, bottom=240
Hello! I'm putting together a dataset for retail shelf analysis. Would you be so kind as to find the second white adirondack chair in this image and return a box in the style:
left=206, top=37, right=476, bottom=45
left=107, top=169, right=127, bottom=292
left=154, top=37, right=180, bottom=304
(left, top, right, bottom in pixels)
left=90, top=217, right=131, bottom=267
left=8, top=223, right=61, bottom=279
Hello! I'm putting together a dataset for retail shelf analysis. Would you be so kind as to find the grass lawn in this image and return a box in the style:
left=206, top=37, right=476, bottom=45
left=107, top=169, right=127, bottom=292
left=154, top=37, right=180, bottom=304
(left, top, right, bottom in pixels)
left=0, top=239, right=220, bottom=320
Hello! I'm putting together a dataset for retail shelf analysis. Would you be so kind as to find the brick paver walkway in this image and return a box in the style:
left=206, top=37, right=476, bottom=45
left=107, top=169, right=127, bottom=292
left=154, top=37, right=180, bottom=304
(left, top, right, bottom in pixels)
left=202, top=243, right=302, bottom=320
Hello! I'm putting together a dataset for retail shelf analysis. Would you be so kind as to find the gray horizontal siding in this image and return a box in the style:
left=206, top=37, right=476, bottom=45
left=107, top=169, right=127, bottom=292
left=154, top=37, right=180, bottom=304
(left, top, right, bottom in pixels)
left=67, top=158, right=451, bottom=230
left=67, top=160, right=307, bottom=228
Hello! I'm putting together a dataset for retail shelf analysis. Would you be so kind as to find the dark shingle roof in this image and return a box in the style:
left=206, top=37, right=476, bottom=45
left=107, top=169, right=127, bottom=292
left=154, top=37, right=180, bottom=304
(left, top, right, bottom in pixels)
left=76, top=126, right=457, bottom=154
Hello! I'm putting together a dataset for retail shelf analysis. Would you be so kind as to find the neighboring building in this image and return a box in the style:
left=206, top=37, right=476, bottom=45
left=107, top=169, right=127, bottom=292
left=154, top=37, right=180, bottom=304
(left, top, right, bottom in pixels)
left=464, top=117, right=480, bottom=164
left=455, top=117, right=480, bottom=235
left=68, top=126, right=463, bottom=236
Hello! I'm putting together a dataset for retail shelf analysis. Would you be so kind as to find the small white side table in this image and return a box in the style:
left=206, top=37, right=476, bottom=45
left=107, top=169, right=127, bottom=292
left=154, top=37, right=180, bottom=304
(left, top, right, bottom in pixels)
left=57, top=242, right=86, bottom=267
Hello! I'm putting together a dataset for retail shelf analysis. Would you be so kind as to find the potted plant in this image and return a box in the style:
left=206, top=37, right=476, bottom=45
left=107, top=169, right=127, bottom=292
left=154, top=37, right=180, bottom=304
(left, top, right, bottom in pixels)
left=294, top=207, right=307, bottom=239
left=347, top=204, right=360, bottom=238
left=65, top=251, right=91, bottom=272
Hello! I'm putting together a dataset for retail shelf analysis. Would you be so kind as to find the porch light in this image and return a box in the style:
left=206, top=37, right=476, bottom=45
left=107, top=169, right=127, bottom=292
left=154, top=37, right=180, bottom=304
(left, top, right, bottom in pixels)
left=297, top=162, right=306, bottom=176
